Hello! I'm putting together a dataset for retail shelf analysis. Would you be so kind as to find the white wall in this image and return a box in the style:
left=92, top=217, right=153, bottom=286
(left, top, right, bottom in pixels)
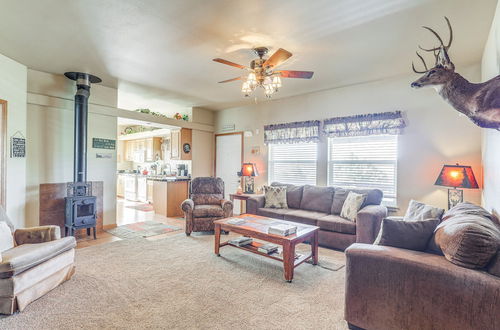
left=0, top=54, right=27, bottom=228
left=25, top=70, right=117, bottom=226
left=215, top=65, right=483, bottom=214
left=481, top=1, right=500, bottom=217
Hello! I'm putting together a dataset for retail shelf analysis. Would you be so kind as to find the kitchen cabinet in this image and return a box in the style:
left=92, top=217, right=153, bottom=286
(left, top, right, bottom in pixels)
left=117, top=175, right=125, bottom=197
left=145, top=137, right=162, bottom=162
left=152, top=180, right=189, bottom=217
left=137, top=176, right=147, bottom=202
left=170, top=128, right=192, bottom=161
left=147, top=180, right=154, bottom=203
left=125, top=138, right=162, bottom=162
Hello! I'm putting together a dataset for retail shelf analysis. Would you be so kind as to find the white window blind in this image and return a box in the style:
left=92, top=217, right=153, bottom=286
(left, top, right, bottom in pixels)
left=328, top=135, right=398, bottom=205
left=268, top=143, right=317, bottom=186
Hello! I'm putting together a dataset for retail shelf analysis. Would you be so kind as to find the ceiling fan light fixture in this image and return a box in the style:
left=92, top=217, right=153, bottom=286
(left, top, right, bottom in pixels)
left=247, top=72, right=257, bottom=87
left=272, top=76, right=282, bottom=90
left=241, top=81, right=252, bottom=96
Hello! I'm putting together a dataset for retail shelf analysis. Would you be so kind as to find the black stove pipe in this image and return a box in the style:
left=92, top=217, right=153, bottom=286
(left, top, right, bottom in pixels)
left=64, top=72, right=102, bottom=183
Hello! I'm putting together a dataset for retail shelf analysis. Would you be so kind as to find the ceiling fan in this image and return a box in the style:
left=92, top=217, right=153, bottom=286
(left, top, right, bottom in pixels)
left=213, top=47, right=314, bottom=98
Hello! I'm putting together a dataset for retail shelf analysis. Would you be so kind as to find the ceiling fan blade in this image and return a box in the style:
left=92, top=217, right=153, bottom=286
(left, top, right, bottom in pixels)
left=263, top=48, right=292, bottom=68
left=277, top=70, right=314, bottom=79
left=218, top=77, right=243, bottom=83
left=213, top=58, right=247, bottom=69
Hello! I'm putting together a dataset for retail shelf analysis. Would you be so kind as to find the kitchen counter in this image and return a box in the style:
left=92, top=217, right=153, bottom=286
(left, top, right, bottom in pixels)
left=117, top=173, right=190, bottom=181
left=152, top=180, right=189, bottom=217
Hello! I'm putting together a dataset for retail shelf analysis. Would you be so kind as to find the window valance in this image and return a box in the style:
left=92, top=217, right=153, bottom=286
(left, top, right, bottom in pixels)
left=264, top=120, right=320, bottom=144
left=323, top=111, right=406, bottom=137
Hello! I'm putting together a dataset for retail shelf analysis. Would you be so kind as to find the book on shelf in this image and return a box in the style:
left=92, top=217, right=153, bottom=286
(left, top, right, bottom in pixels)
left=228, top=236, right=253, bottom=247
left=226, top=217, right=246, bottom=225
left=257, top=243, right=279, bottom=254
left=268, top=224, right=297, bottom=236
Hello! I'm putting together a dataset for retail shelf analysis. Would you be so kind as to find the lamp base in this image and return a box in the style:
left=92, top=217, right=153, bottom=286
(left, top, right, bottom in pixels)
left=448, top=189, right=463, bottom=209
left=243, top=177, right=255, bottom=194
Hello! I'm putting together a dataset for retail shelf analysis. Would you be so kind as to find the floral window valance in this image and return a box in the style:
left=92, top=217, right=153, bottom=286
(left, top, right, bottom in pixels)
left=323, top=111, right=406, bottom=137
left=264, top=120, right=320, bottom=144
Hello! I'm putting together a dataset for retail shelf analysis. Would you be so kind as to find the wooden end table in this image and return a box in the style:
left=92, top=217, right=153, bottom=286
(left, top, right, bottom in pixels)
left=229, top=193, right=261, bottom=214
left=214, top=214, right=319, bottom=282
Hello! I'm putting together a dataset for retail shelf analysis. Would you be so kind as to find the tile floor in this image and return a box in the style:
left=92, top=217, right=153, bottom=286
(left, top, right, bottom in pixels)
left=76, top=198, right=186, bottom=249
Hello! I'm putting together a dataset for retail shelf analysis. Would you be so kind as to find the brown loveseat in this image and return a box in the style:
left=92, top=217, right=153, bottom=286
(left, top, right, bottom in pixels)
left=246, top=183, right=387, bottom=250
left=345, top=203, right=500, bottom=330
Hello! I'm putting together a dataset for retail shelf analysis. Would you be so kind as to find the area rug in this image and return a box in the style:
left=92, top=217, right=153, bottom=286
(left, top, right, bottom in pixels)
left=125, top=203, right=154, bottom=212
left=106, top=220, right=182, bottom=239
left=0, top=234, right=348, bottom=329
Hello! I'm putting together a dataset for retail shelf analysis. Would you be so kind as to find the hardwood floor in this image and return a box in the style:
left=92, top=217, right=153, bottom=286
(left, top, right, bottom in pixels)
left=76, top=198, right=186, bottom=249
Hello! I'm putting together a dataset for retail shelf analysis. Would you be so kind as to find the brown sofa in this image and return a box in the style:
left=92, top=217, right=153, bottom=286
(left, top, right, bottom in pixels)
left=246, top=183, right=387, bottom=250
left=345, top=204, right=500, bottom=330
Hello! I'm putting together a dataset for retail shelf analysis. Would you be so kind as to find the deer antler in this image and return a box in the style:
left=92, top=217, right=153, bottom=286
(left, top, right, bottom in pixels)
left=419, top=17, right=453, bottom=52
left=412, top=51, right=429, bottom=74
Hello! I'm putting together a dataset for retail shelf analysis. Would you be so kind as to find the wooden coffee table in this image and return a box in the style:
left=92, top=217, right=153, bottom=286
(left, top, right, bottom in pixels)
left=214, top=214, right=319, bottom=282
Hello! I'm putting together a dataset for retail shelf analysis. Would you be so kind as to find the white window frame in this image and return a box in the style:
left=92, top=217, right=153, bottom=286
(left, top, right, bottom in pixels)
left=327, top=135, right=398, bottom=206
left=268, top=142, right=318, bottom=186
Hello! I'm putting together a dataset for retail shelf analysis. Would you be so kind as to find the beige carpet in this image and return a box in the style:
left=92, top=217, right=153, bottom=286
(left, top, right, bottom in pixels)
left=0, top=233, right=348, bottom=329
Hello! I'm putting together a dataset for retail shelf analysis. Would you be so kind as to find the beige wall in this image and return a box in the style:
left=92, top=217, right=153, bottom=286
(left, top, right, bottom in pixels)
left=215, top=65, right=483, bottom=214
left=0, top=54, right=27, bottom=228
left=191, top=129, right=214, bottom=178
left=25, top=70, right=118, bottom=226
left=481, top=1, right=500, bottom=217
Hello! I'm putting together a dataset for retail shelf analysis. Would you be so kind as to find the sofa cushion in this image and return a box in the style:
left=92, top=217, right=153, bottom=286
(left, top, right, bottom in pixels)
left=340, top=192, right=366, bottom=222
left=0, top=222, right=14, bottom=253
left=192, top=205, right=224, bottom=218
left=299, top=185, right=335, bottom=214
left=263, top=185, right=288, bottom=209
left=317, top=215, right=356, bottom=235
left=487, top=252, right=500, bottom=277
left=374, top=218, right=440, bottom=251
left=331, top=187, right=383, bottom=214
left=0, top=236, right=76, bottom=279
left=403, top=200, right=444, bottom=221
left=271, top=182, right=303, bottom=209
left=284, top=209, right=327, bottom=226
left=257, top=207, right=294, bottom=220
left=431, top=204, right=500, bottom=269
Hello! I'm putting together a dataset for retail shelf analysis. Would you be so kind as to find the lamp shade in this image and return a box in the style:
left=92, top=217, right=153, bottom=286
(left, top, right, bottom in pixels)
left=434, top=164, right=479, bottom=189
left=240, top=163, right=258, bottom=177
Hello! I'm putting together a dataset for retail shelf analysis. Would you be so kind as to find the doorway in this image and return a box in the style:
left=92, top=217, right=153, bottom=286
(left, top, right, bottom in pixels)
left=215, top=132, right=243, bottom=213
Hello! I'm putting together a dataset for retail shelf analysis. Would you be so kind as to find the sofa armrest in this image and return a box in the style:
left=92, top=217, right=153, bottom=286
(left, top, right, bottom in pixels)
left=221, top=199, right=233, bottom=217
left=355, top=204, right=387, bottom=244
left=246, top=195, right=265, bottom=215
left=181, top=199, right=194, bottom=214
left=14, top=225, right=61, bottom=245
left=345, top=243, right=500, bottom=330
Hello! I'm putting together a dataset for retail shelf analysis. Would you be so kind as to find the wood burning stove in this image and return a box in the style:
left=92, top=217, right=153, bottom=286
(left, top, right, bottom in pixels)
left=65, top=182, right=97, bottom=237
left=64, top=72, right=101, bottom=239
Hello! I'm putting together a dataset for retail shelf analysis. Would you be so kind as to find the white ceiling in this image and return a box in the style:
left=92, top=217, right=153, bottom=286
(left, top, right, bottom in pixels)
left=0, top=0, right=496, bottom=110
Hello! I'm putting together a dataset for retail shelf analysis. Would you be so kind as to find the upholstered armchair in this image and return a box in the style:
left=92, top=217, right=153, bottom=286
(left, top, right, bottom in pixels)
left=181, top=177, right=233, bottom=235
left=0, top=207, right=76, bottom=314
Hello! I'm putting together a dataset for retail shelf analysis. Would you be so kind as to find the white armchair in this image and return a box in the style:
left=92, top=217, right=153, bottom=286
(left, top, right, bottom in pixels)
left=0, top=207, right=76, bottom=314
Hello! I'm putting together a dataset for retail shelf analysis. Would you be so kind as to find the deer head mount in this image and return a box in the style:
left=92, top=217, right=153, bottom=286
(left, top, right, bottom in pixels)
left=411, top=17, right=500, bottom=130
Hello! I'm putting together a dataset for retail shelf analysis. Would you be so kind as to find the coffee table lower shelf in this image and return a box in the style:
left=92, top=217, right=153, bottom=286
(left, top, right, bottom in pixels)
left=219, top=241, right=313, bottom=268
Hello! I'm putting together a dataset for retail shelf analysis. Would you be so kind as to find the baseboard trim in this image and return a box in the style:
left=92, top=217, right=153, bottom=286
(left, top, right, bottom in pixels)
left=102, top=224, right=117, bottom=230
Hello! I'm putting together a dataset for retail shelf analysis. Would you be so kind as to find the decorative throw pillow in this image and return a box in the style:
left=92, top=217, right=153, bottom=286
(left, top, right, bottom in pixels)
left=340, top=192, right=366, bottom=222
left=403, top=200, right=445, bottom=221
left=0, top=221, right=13, bottom=253
left=374, top=218, right=440, bottom=251
left=431, top=213, right=500, bottom=269
left=263, top=186, right=288, bottom=209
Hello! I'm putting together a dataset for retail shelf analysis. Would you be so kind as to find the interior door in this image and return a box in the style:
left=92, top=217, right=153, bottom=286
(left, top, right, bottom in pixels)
left=215, top=133, right=243, bottom=213
left=0, top=100, right=6, bottom=208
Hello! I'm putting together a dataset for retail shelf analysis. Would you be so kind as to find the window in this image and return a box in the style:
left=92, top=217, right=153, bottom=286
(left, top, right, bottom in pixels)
left=328, top=135, right=398, bottom=205
left=268, top=143, right=317, bottom=186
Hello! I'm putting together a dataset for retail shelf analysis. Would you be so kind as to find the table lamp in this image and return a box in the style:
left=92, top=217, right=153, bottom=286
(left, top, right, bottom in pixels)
left=238, top=163, right=258, bottom=194
left=434, top=163, right=478, bottom=209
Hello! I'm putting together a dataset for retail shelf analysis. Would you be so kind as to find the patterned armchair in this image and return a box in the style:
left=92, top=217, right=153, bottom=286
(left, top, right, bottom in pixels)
left=181, top=177, right=233, bottom=235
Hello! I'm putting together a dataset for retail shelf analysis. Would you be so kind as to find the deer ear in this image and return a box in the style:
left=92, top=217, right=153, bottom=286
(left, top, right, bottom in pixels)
left=437, top=46, right=455, bottom=71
